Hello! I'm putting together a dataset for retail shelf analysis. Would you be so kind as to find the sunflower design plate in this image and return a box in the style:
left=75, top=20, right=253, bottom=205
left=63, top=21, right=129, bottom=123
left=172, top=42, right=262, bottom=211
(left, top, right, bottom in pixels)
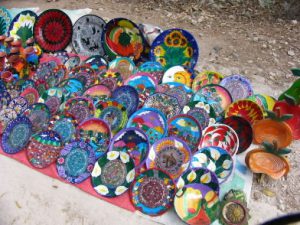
left=98, top=69, right=123, bottom=91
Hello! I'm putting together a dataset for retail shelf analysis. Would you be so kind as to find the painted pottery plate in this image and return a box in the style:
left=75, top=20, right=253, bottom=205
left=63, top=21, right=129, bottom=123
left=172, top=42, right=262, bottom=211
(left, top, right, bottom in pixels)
left=223, top=116, right=253, bottom=154
left=34, top=61, right=54, bottom=81
left=168, top=114, right=202, bottom=153
left=111, top=85, right=139, bottom=116
left=220, top=74, right=253, bottom=101
left=225, top=99, right=264, bottom=124
left=0, top=91, right=11, bottom=110
left=47, top=65, right=67, bottom=87
left=65, top=56, right=81, bottom=71
left=0, top=7, right=12, bottom=35
left=108, top=57, right=136, bottom=81
left=200, top=124, right=239, bottom=156
left=8, top=10, right=37, bottom=46
left=27, top=130, right=62, bottom=168
left=68, top=70, right=95, bottom=89
left=0, top=108, right=17, bottom=134
left=109, top=127, right=149, bottom=167
left=64, top=97, right=95, bottom=123
left=138, top=61, right=164, bottom=84
left=72, top=14, right=106, bottom=56
left=174, top=183, right=220, bottom=225
left=192, top=70, right=223, bottom=93
left=34, top=9, right=72, bottom=52
left=102, top=18, right=144, bottom=60
left=130, top=168, right=176, bottom=216
left=59, top=78, right=84, bottom=99
left=91, top=151, right=135, bottom=197
left=146, top=137, right=191, bottom=180
left=247, top=94, right=276, bottom=115
left=143, top=93, right=181, bottom=119
left=78, top=118, right=111, bottom=159
left=39, top=87, right=64, bottom=115
left=49, top=115, right=77, bottom=144
left=20, top=87, right=39, bottom=105
left=127, top=108, right=167, bottom=145
left=220, top=199, right=249, bottom=225
left=83, top=84, right=111, bottom=101
left=84, top=55, right=107, bottom=72
left=57, top=140, right=96, bottom=184
left=162, top=66, right=193, bottom=87
left=176, top=167, right=220, bottom=195
left=94, top=100, right=127, bottom=134
left=2, top=116, right=32, bottom=154
left=193, top=84, right=233, bottom=121
left=49, top=51, right=69, bottom=64
left=150, top=28, right=198, bottom=70
left=98, top=69, right=123, bottom=91
left=192, top=146, right=234, bottom=184
left=8, top=96, right=28, bottom=115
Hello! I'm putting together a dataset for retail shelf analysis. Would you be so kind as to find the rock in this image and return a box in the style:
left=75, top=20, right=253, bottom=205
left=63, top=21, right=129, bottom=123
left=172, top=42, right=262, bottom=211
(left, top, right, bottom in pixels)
left=262, top=188, right=276, bottom=197
left=248, top=60, right=253, bottom=64
left=288, top=50, right=295, bottom=56
left=262, top=44, right=267, bottom=49
left=253, top=37, right=259, bottom=42
left=253, top=191, right=262, bottom=200
left=291, top=20, right=298, bottom=25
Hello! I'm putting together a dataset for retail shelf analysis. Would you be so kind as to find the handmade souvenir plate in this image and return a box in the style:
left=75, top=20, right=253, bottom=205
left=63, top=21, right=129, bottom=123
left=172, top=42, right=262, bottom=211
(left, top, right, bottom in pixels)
left=176, top=167, right=220, bottom=195
left=223, top=116, right=253, bottom=154
left=72, top=14, right=106, bottom=56
left=130, top=168, right=176, bottom=216
left=200, top=124, right=239, bottom=156
left=57, top=140, right=96, bottom=184
left=68, top=65, right=96, bottom=87
left=102, top=18, right=144, bottom=61
left=84, top=55, right=107, bottom=72
left=34, top=79, right=49, bottom=96
left=143, top=93, right=181, bottom=119
left=65, top=56, right=81, bottom=71
left=0, top=108, right=17, bottom=134
left=111, top=85, right=139, bottom=116
left=192, top=70, right=223, bottom=93
left=49, top=115, right=77, bottom=144
left=192, top=146, right=234, bottom=184
left=8, top=96, right=28, bottom=115
left=127, top=108, right=167, bottom=145
left=220, top=75, right=253, bottom=101
left=182, top=101, right=216, bottom=129
left=34, top=61, right=55, bottom=81
left=109, top=128, right=149, bottom=167
left=58, top=78, right=84, bottom=99
left=0, top=91, right=11, bottom=110
left=34, top=9, right=72, bottom=52
left=108, top=57, right=136, bottom=80
left=91, top=151, right=135, bottom=197
left=23, top=103, right=51, bottom=133
left=49, top=51, right=69, bottom=64
left=168, top=114, right=202, bottom=153
left=220, top=199, right=249, bottom=225
left=193, top=84, right=233, bottom=121
left=8, top=10, right=37, bottom=46
left=225, top=100, right=264, bottom=124
left=174, top=183, right=220, bottom=225
left=146, top=137, right=191, bottom=180
left=83, top=84, right=111, bottom=101
left=47, top=65, right=67, bottom=87
left=98, top=69, right=123, bottom=91
left=138, top=61, right=164, bottom=84
left=27, top=130, right=62, bottom=168
left=78, top=118, right=111, bottom=159
left=247, top=94, right=276, bottom=115
left=150, top=28, right=199, bottom=70
left=20, top=87, right=39, bottom=105
left=1, top=116, right=32, bottom=154
left=64, top=97, right=95, bottom=124
left=94, top=100, right=127, bottom=134
left=0, top=7, right=12, bottom=35
left=161, top=82, right=192, bottom=108
left=39, top=87, right=64, bottom=115
left=162, top=66, right=193, bottom=87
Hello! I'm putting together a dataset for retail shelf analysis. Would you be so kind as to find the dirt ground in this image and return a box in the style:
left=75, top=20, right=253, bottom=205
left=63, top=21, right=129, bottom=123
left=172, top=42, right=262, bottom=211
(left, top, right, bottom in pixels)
left=0, top=0, right=300, bottom=224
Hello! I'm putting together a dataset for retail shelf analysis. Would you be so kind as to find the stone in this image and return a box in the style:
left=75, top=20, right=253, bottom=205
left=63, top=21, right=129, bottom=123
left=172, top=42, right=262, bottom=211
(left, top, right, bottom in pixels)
left=288, top=50, right=295, bottom=56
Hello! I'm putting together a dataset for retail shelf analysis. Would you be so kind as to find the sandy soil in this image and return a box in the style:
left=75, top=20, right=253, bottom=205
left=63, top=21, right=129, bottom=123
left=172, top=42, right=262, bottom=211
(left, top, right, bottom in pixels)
left=0, top=0, right=300, bottom=225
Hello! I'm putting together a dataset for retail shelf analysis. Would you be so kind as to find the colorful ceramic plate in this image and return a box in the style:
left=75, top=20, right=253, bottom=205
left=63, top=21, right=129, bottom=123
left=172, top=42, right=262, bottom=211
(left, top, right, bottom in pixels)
left=39, top=87, right=64, bottom=115
left=47, top=65, right=67, bottom=87
left=150, top=28, right=199, bottom=70
left=64, top=97, right=95, bottom=123
left=8, top=10, right=37, bottom=46
left=109, top=127, right=149, bottom=167
left=65, top=56, right=81, bottom=71
left=78, top=118, right=111, bottom=159
left=0, top=91, right=11, bottom=110
left=72, top=14, right=106, bottom=56
left=0, top=7, right=12, bottom=35
left=91, top=151, right=135, bottom=197
left=108, top=57, right=136, bottom=81
left=34, top=9, right=72, bottom=52
left=174, top=183, right=220, bottom=225
left=143, top=93, right=181, bottom=119
left=176, top=167, right=220, bottom=195
left=146, top=137, right=191, bottom=180
left=247, top=94, right=276, bottom=116
left=223, top=116, right=253, bottom=154
left=20, top=87, right=39, bottom=105
left=84, top=55, right=107, bottom=72
left=83, top=84, right=111, bottom=101
left=8, top=96, right=28, bottom=115
left=192, top=146, right=234, bottom=184
left=1, top=116, right=33, bottom=154
left=49, top=115, right=77, bottom=144
left=102, top=18, right=144, bottom=61
left=130, top=168, right=176, bottom=216
left=49, top=51, right=69, bottom=64
left=138, top=61, right=164, bottom=84
left=68, top=68, right=96, bottom=88
left=98, top=69, right=123, bottom=91
left=168, top=114, right=202, bottom=153
left=200, top=124, right=239, bottom=156
left=0, top=108, right=17, bottom=134
left=193, top=84, right=233, bottom=121
left=57, top=140, right=96, bottom=184
left=23, top=103, right=51, bottom=133
left=225, top=99, right=264, bottom=124
left=27, top=130, right=62, bottom=168
left=220, top=74, right=253, bottom=101
left=192, top=70, right=223, bottom=93
left=127, top=108, right=167, bottom=145
left=162, top=65, right=193, bottom=87
left=94, top=100, right=127, bottom=134
left=111, top=85, right=139, bottom=116
left=59, top=78, right=84, bottom=99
